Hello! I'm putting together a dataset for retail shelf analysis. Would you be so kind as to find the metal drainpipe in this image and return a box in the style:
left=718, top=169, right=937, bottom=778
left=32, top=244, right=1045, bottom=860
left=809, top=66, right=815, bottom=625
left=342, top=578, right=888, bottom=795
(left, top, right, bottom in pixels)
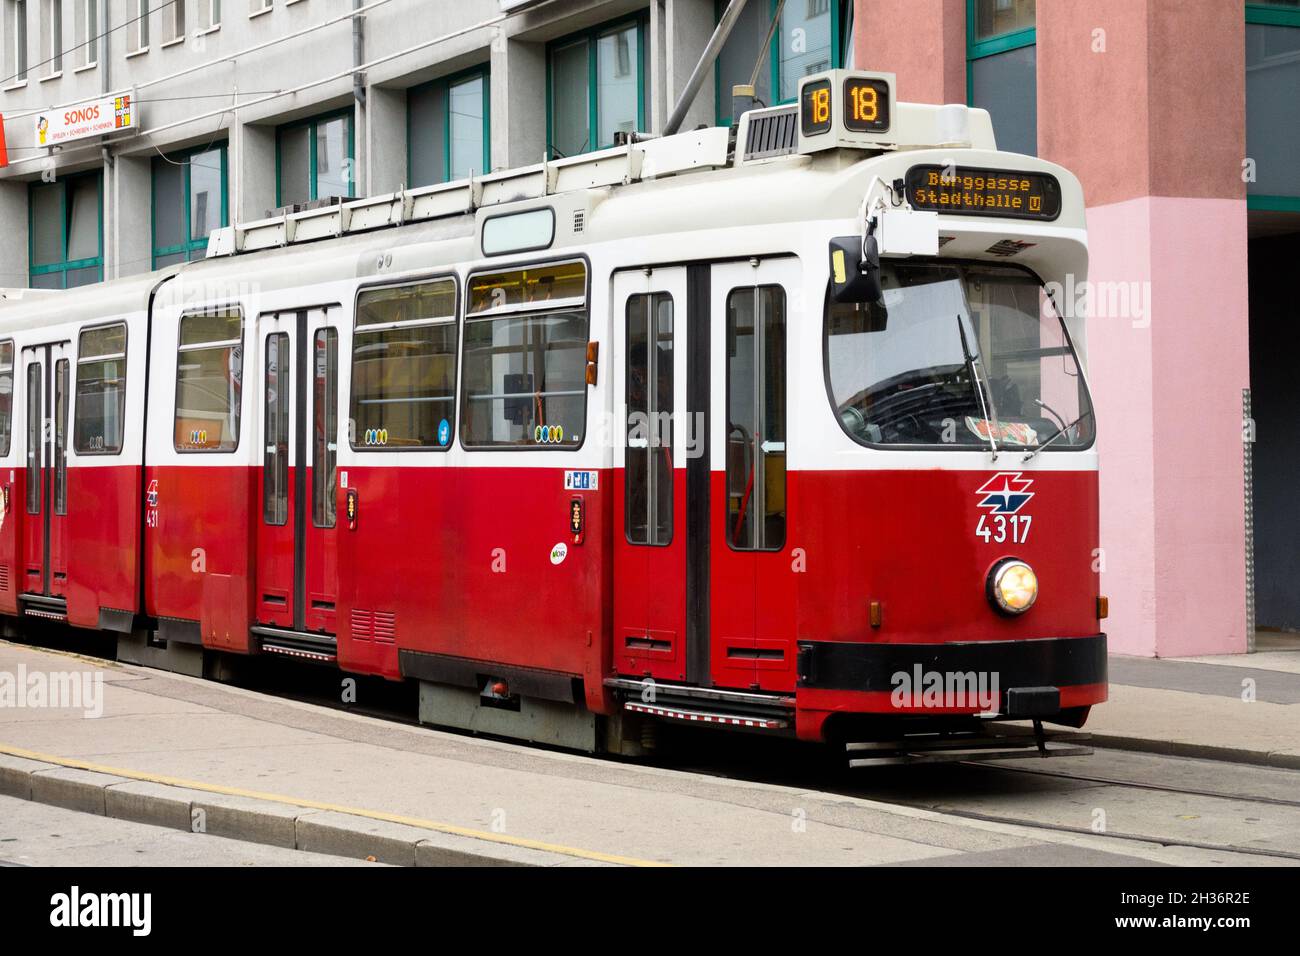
left=352, top=0, right=367, bottom=198
left=101, top=0, right=113, bottom=279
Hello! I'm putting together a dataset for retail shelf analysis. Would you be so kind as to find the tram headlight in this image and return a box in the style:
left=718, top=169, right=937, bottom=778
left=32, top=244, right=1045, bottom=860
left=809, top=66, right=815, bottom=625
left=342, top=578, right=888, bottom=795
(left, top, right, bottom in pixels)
left=988, top=559, right=1038, bottom=615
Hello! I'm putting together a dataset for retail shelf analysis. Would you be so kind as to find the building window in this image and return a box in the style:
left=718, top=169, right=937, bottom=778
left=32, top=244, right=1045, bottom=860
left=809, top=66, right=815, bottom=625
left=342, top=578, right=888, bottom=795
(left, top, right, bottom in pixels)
left=130, top=0, right=148, bottom=51
left=547, top=16, right=645, bottom=159
left=200, top=0, right=220, bottom=30
left=4, top=1, right=27, bottom=82
left=40, top=0, right=59, bottom=75
left=74, top=323, right=127, bottom=456
left=74, top=0, right=95, bottom=68
left=29, top=171, right=102, bottom=289
left=276, top=110, right=353, bottom=207
left=152, top=144, right=228, bottom=267
left=967, top=0, right=1037, bottom=157
left=250, top=0, right=271, bottom=15
left=1246, top=2, right=1300, bottom=208
left=409, top=66, right=490, bottom=186
left=174, top=309, right=243, bottom=452
left=715, top=0, right=849, bottom=123
left=163, top=0, right=185, bottom=43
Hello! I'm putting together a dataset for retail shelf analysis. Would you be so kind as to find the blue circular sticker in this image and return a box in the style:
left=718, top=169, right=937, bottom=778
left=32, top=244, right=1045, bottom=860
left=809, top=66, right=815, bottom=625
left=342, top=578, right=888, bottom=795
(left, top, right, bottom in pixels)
left=438, top=419, right=450, bottom=446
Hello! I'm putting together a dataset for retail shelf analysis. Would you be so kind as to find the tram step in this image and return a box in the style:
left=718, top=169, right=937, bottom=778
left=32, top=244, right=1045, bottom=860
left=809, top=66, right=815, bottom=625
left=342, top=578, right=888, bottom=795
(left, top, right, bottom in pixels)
left=624, top=701, right=788, bottom=730
left=20, top=593, right=68, bottom=622
left=252, top=626, right=338, bottom=664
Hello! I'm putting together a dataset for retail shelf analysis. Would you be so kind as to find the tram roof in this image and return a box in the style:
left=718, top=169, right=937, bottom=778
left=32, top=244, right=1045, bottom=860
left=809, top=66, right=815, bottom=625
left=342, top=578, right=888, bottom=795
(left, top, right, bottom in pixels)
left=0, top=75, right=1086, bottom=331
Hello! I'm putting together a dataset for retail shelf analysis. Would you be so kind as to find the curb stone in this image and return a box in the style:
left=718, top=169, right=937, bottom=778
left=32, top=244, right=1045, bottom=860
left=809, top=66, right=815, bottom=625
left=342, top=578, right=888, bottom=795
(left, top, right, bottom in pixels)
left=1, top=752, right=602, bottom=866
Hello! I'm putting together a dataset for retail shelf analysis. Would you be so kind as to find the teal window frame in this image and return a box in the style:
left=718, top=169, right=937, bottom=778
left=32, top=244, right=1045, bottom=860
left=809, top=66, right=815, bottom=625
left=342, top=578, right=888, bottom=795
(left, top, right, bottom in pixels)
left=406, top=63, right=492, bottom=186
left=1246, top=3, right=1300, bottom=210
left=151, top=143, right=229, bottom=268
left=275, top=108, right=355, bottom=207
left=28, top=170, right=103, bottom=289
left=1246, top=3, right=1300, bottom=28
left=545, top=14, right=648, bottom=159
left=713, top=0, right=848, bottom=126
left=966, top=0, right=1037, bottom=104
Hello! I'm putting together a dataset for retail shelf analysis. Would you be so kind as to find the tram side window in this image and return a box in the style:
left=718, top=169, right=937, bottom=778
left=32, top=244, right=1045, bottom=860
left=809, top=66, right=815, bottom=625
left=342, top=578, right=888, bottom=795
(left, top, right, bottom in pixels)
left=313, top=328, right=338, bottom=527
left=26, top=362, right=41, bottom=514
left=626, top=293, right=673, bottom=545
left=54, top=359, right=68, bottom=515
left=74, top=323, right=127, bottom=455
left=174, top=309, right=244, bottom=452
left=350, top=279, right=457, bottom=450
left=0, top=341, right=14, bottom=457
left=263, top=332, right=290, bottom=526
left=461, top=261, right=589, bottom=448
left=726, top=286, right=787, bottom=552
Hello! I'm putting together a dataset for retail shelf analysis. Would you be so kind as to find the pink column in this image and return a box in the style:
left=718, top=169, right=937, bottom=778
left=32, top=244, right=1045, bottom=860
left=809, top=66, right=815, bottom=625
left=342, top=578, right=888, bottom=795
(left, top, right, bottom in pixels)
left=1038, top=0, right=1250, bottom=656
left=854, top=0, right=965, bottom=105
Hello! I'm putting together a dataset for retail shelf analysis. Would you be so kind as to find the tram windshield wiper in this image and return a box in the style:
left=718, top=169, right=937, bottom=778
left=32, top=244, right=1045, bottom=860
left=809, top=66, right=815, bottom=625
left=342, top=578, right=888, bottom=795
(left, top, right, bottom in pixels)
left=1022, top=409, right=1094, bottom=462
left=956, top=314, right=999, bottom=461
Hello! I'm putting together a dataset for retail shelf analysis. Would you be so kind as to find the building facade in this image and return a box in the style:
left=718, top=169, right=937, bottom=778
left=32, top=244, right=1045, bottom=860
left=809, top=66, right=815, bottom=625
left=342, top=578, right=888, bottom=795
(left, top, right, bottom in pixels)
left=0, top=0, right=856, bottom=285
left=0, top=0, right=1295, bottom=657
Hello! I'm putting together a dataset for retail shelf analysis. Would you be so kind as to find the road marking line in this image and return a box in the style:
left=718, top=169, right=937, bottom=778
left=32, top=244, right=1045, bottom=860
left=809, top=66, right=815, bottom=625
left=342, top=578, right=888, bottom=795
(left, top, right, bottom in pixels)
left=0, top=743, right=666, bottom=867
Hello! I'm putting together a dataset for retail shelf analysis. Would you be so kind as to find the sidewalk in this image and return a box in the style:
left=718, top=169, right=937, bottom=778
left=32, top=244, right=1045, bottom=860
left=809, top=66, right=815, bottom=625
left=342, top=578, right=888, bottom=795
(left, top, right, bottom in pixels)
left=1082, top=632, right=1300, bottom=768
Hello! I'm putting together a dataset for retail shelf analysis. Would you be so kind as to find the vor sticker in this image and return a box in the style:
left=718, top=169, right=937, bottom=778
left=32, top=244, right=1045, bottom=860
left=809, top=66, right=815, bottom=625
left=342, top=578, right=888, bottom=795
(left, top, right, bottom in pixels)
left=549, top=542, right=568, bottom=565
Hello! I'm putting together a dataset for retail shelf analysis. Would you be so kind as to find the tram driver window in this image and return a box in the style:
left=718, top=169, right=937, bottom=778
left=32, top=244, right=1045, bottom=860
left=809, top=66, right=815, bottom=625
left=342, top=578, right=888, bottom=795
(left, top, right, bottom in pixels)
left=350, top=278, right=458, bottom=450
left=74, top=323, right=127, bottom=455
left=174, top=309, right=244, bottom=452
left=461, top=261, right=589, bottom=449
left=824, top=263, right=1094, bottom=451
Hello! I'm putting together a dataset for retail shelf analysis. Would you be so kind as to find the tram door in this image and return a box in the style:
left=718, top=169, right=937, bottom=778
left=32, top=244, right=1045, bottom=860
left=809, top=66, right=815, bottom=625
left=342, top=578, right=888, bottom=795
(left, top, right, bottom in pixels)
left=710, top=259, right=798, bottom=691
left=255, top=308, right=340, bottom=635
left=20, top=341, right=71, bottom=604
left=612, top=268, right=689, bottom=681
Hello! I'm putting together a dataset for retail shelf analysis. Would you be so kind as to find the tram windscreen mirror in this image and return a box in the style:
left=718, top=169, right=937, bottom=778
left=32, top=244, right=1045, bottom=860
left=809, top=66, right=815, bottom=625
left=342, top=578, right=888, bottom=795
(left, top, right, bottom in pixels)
left=829, top=235, right=882, bottom=305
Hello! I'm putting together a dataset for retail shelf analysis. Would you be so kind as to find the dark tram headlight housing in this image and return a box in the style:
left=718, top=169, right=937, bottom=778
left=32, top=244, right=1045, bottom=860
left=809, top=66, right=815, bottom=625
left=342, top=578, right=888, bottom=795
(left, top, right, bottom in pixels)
left=987, top=558, right=1039, bottom=615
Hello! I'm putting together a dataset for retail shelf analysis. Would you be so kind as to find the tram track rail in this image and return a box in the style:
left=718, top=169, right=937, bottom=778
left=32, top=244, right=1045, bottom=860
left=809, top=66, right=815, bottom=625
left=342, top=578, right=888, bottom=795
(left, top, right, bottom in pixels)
left=963, top=760, right=1300, bottom=810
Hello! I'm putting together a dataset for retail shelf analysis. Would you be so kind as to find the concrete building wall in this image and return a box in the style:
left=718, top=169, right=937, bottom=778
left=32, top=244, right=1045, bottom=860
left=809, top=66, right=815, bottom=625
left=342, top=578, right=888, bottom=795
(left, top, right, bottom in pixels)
left=0, top=0, right=679, bottom=282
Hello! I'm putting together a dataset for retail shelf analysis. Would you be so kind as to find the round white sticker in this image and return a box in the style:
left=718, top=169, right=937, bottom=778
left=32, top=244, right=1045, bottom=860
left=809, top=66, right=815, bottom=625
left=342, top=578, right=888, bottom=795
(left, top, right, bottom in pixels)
left=550, top=542, right=568, bottom=565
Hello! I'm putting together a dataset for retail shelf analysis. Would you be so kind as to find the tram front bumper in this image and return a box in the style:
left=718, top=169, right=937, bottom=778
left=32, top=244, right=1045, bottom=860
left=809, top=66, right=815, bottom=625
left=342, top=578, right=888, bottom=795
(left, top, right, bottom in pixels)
left=792, top=634, right=1107, bottom=740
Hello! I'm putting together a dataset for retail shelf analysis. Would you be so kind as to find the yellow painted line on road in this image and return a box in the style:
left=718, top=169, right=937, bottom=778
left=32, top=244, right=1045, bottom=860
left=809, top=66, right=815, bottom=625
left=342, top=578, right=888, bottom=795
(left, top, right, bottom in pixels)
left=0, top=743, right=667, bottom=867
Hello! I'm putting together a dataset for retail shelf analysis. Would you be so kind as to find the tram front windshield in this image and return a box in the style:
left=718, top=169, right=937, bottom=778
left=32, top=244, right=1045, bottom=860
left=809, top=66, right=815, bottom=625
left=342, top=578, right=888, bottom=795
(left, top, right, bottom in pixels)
left=824, top=261, right=1094, bottom=450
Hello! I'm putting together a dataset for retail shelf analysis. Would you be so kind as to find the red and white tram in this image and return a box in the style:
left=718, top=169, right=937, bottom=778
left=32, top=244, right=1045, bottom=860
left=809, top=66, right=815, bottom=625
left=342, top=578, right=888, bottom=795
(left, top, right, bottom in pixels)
left=0, top=71, right=1105, bottom=758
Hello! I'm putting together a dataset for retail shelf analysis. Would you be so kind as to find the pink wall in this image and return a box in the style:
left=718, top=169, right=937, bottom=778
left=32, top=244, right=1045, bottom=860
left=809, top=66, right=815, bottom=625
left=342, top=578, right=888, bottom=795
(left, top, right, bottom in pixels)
left=1038, top=0, right=1245, bottom=205
left=855, top=0, right=965, bottom=105
left=1038, top=1, right=1250, bottom=657
left=1087, top=196, right=1249, bottom=657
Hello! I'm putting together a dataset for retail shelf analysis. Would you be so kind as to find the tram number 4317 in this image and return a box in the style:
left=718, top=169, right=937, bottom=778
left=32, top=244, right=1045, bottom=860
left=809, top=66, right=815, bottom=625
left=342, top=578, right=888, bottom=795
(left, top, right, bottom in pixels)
left=976, top=514, right=1032, bottom=544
